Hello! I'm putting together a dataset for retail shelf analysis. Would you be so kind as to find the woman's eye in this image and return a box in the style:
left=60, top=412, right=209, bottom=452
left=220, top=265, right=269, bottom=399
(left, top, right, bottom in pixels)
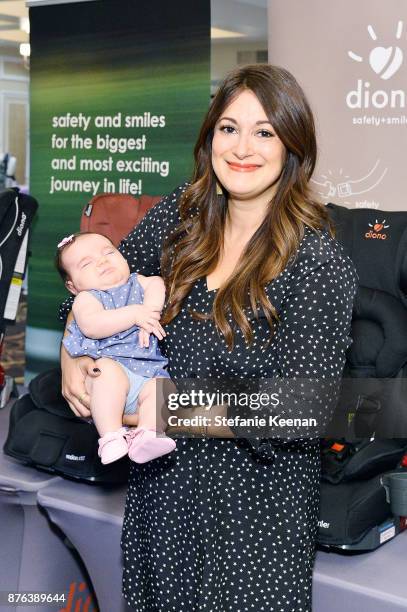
left=81, top=262, right=91, bottom=268
left=219, top=124, right=236, bottom=134
left=257, top=129, right=274, bottom=138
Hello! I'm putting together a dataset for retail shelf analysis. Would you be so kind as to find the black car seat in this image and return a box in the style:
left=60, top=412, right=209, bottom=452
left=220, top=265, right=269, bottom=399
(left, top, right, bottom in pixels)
left=325, top=203, right=407, bottom=439
left=317, top=204, right=407, bottom=551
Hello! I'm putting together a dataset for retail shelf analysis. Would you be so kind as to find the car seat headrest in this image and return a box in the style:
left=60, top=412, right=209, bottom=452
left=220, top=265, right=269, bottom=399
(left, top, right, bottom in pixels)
left=326, top=203, right=407, bottom=307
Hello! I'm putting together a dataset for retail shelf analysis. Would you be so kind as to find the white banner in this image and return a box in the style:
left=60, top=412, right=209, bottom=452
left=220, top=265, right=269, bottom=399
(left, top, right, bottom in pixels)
left=268, top=0, right=407, bottom=211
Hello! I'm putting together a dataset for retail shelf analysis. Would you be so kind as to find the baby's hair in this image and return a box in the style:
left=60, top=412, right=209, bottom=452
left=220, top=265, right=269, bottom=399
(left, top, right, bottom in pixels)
left=55, top=231, right=114, bottom=283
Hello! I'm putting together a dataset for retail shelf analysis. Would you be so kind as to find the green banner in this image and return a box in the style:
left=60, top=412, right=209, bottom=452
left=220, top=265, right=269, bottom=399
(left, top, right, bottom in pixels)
left=27, top=0, right=210, bottom=376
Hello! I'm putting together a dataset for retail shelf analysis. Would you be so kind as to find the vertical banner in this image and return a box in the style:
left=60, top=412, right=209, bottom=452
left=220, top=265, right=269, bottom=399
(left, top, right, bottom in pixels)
left=268, top=0, right=407, bottom=212
left=27, top=0, right=210, bottom=376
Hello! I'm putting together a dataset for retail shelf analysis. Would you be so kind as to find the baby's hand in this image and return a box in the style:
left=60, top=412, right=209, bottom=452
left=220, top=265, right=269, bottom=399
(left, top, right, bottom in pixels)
left=133, top=304, right=166, bottom=340
left=139, top=328, right=150, bottom=348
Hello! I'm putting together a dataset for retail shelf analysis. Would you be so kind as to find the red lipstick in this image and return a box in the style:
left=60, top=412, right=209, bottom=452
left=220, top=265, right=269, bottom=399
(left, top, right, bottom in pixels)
left=227, top=161, right=260, bottom=172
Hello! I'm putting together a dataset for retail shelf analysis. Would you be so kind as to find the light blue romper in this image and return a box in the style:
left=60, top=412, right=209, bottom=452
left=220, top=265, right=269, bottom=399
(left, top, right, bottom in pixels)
left=63, top=273, right=170, bottom=414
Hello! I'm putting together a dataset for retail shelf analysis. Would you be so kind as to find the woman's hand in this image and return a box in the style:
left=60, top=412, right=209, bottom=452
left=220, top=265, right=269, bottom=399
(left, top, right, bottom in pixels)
left=61, top=344, right=100, bottom=417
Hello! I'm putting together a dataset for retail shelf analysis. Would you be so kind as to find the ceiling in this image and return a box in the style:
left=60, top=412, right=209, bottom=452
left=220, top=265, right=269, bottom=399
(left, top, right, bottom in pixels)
left=0, top=0, right=267, bottom=53
left=212, top=0, right=267, bottom=42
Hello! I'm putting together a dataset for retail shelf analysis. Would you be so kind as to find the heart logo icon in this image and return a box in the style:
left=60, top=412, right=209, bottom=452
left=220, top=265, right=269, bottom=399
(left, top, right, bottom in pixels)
left=370, top=46, right=392, bottom=73
left=369, top=46, right=403, bottom=80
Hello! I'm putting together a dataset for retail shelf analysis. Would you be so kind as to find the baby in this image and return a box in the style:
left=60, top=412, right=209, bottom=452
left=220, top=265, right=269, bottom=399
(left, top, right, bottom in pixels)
left=56, top=231, right=176, bottom=465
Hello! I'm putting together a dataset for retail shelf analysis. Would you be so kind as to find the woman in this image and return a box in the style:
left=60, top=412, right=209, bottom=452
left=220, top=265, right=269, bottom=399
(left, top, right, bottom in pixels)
left=61, top=64, right=358, bottom=611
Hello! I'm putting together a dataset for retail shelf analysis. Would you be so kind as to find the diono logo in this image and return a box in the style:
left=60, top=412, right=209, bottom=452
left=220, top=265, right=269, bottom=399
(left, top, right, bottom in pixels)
left=349, top=22, right=403, bottom=80
left=346, top=21, right=406, bottom=110
left=365, top=219, right=389, bottom=240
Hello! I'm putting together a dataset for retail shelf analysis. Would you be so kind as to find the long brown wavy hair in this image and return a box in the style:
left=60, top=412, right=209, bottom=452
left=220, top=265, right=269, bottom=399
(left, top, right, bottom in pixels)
left=160, top=64, right=334, bottom=350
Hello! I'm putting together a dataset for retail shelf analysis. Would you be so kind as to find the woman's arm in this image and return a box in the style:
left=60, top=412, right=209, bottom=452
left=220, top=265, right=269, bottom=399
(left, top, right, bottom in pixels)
left=61, top=310, right=99, bottom=417
left=118, top=184, right=186, bottom=274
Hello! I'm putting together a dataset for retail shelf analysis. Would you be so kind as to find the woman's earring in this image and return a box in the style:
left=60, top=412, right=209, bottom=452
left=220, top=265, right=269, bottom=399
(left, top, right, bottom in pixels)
left=216, top=182, right=223, bottom=196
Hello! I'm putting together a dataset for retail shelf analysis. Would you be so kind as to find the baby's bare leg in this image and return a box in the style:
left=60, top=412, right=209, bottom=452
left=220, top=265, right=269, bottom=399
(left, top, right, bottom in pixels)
left=122, top=413, right=139, bottom=427
left=85, top=357, right=129, bottom=436
left=126, top=377, right=176, bottom=463
left=137, top=377, right=174, bottom=432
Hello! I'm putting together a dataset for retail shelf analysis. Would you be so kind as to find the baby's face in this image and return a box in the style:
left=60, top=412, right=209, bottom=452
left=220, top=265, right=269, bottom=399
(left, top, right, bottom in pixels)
left=63, top=234, right=130, bottom=294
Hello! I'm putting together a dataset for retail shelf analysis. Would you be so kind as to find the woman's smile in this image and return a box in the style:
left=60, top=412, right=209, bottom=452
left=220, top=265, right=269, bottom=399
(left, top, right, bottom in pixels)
left=226, top=161, right=261, bottom=172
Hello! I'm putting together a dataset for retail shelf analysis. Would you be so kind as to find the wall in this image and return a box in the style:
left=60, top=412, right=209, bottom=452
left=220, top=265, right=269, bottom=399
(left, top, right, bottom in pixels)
left=211, top=40, right=267, bottom=92
left=0, top=47, right=29, bottom=186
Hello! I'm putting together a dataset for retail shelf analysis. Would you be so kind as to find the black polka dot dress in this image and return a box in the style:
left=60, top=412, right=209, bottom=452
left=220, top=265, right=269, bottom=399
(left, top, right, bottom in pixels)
left=108, top=184, right=358, bottom=611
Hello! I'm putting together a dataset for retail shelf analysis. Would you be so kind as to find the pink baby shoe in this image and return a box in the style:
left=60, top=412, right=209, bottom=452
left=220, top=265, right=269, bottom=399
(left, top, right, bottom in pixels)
left=125, top=428, right=176, bottom=464
left=98, top=427, right=129, bottom=465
